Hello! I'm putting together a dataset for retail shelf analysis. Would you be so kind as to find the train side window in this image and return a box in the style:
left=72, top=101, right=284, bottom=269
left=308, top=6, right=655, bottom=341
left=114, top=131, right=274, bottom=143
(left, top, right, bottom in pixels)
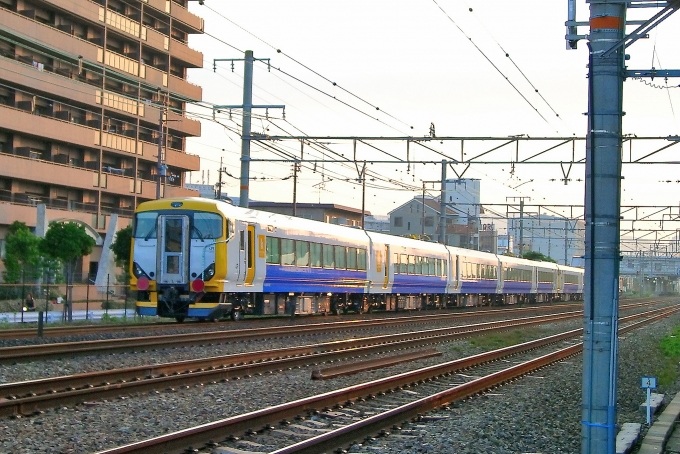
left=310, top=243, right=322, bottom=267
left=347, top=247, right=357, bottom=270
left=415, top=256, right=422, bottom=275
left=239, top=231, right=245, bottom=251
left=435, top=259, right=440, bottom=276
left=296, top=241, right=310, bottom=267
left=400, top=254, right=408, bottom=274
left=281, top=239, right=295, bottom=266
left=266, top=237, right=281, bottom=264
left=407, top=255, right=415, bottom=274
left=335, top=245, right=346, bottom=269
left=426, top=257, right=434, bottom=275
left=357, top=249, right=367, bottom=271
left=323, top=244, right=335, bottom=268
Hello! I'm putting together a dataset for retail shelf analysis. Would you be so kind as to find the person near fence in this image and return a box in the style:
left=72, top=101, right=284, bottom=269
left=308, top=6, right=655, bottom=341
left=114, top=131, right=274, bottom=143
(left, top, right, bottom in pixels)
left=25, top=293, right=35, bottom=311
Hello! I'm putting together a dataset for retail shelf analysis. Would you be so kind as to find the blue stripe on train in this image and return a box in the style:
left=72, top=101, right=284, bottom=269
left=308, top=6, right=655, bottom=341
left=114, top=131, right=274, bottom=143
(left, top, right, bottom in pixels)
left=500, top=281, right=532, bottom=293
left=537, top=283, right=555, bottom=292
left=459, top=279, right=499, bottom=294
left=264, top=265, right=368, bottom=293
left=563, top=283, right=580, bottom=293
left=391, top=274, right=447, bottom=293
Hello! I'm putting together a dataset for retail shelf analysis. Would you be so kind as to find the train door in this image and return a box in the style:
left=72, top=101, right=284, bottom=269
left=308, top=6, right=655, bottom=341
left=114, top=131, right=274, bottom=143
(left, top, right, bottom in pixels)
left=245, top=225, right=255, bottom=285
left=234, top=221, right=256, bottom=286
left=158, top=215, right=190, bottom=285
left=383, top=245, right=390, bottom=289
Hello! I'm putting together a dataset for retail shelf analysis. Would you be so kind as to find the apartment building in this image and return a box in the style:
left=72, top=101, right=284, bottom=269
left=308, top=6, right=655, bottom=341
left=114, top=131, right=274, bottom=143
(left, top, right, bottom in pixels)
left=0, top=0, right=202, bottom=279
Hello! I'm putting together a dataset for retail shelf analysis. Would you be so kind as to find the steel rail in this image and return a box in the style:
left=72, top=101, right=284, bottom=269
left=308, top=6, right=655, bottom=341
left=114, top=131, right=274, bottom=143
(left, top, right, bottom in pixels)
left=0, top=299, right=658, bottom=341
left=0, top=301, right=664, bottom=363
left=273, top=306, right=678, bottom=454
left=0, top=311, right=587, bottom=416
left=0, top=308, right=588, bottom=363
left=93, top=306, right=679, bottom=454
left=0, top=302, right=585, bottom=340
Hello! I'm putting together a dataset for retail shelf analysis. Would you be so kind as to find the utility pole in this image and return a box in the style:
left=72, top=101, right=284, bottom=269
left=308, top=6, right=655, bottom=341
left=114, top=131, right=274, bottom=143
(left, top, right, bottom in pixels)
left=155, top=95, right=166, bottom=200
left=212, top=51, right=285, bottom=208
left=292, top=160, right=299, bottom=216
left=439, top=160, right=446, bottom=244
left=422, top=181, right=426, bottom=239
left=216, top=156, right=224, bottom=200
left=360, top=161, right=366, bottom=229
left=507, top=197, right=529, bottom=257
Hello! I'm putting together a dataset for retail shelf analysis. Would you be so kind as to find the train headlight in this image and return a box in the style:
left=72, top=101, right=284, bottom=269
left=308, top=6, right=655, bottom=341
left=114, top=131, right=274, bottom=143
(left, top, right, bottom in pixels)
left=191, top=279, right=205, bottom=292
left=132, top=262, right=150, bottom=279
left=137, top=277, right=150, bottom=291
left=202, top=263, right=216, bottom=281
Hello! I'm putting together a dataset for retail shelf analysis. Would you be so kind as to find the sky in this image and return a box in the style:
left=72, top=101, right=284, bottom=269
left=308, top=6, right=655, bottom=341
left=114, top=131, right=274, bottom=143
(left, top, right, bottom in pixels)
left=180, top=1, right=680, bottom=246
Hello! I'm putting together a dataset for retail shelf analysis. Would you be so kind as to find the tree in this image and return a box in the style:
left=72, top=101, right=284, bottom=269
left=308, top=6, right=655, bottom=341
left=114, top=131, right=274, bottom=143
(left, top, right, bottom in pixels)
left=40, top=222, right=96, bottom=320
left=110, top=225, right=132, bottom=272
left=522, top=251, right=557, bottom=263
left=2, top=221, right=41, bottom=285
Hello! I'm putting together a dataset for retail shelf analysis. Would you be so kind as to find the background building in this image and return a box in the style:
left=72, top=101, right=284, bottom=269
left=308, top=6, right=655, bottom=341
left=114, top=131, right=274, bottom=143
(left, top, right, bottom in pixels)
left=507, top=214, right=585, bottom=265
left=0, top=0, right=202, bottom=281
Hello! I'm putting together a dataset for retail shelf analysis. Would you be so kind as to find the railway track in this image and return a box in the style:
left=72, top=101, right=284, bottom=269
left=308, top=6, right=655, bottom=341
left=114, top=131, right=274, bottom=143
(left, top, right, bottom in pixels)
left=0, top=298, right=662, bottom=341
left=0, top=302, right=584, bottom=341
left=0, top=306, right=671, bottom=420
left=92, top=306, right=678, bottom=454
left=0, top=301, right=665, bottom=363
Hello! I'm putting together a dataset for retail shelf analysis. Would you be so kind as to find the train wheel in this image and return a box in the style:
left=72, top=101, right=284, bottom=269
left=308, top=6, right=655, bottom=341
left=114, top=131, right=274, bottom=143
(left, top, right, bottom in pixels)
left=231, top=309, right=244, bottom=321
left=175, top=316, right=185, bottom=323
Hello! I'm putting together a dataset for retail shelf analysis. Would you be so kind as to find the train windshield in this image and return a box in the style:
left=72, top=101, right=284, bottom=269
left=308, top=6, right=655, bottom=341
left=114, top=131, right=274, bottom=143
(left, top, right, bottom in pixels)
left=133, top=211, right=223, bottom=240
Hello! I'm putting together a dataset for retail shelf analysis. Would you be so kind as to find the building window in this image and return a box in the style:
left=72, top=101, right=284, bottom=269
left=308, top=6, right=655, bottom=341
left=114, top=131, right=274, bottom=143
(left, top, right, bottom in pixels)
left=394, top=217, right=403, bottom=227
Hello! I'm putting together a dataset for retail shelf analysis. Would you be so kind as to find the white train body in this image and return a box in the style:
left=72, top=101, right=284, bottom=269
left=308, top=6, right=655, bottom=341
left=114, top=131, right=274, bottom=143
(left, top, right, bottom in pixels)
left=130, top=198, right=583, bottom=321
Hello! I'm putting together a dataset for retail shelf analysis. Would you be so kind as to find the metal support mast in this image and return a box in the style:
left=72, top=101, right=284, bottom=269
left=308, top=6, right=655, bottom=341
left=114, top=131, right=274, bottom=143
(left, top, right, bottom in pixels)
left=581, top=3, right=626, bottom=453
left=212, top=51, right=285, bottom=208
left=439, top=160, right=447, bottom=244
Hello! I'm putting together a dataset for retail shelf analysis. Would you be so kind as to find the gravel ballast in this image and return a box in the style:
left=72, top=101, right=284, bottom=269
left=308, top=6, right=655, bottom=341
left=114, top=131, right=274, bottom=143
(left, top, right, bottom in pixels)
left=0, top=308, right=678, bottom=454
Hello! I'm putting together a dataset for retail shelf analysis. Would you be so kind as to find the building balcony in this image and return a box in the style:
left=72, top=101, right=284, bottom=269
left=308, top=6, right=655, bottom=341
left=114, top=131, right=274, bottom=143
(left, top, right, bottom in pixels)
left=165, top=147, right=199, bottom=171
left=42, top=0, right=102, bottom=23
left=169, top=2, right=204, bottom=33
left=0, top=153, right=99, bottom=191
left=0, top=8, right=102, bottom=64
left=167, top=74, right=201, bottom=101
left=166, top=109, right=201, bottom=137
left=145, top=27, right=170, bottom=53
left=170, top=38, right=202, bottom=68
left=0, top=104, right=98, bottom=150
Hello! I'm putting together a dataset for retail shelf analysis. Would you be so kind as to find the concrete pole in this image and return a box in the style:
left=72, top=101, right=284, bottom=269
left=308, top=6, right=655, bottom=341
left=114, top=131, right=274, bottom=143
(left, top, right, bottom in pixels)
left=239, top=50, right=254, bottom=208
left=519, top=199, right=524, bottom=257
left=156, top=102, right=164, bottom=200
left=361, top=161, right=366, bottom=229
left=439, top=160, right=446, bottom=244
left=581, top=4, right=625, bottom=454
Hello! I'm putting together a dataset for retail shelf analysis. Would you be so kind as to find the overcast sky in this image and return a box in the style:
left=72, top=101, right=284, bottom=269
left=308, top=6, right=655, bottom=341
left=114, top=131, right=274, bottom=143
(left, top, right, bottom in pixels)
left=183, top=1, right=680, bottom=229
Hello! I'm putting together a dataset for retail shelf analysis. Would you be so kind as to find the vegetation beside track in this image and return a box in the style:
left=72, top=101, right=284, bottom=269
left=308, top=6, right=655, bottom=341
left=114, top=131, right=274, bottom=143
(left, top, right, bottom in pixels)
left=657, top=325, right=680, bottom=386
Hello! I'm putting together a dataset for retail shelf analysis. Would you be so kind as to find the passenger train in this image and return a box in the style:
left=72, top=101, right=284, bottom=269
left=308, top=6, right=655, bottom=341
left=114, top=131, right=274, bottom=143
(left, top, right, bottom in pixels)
left=131, top=197, right=584, bottom=322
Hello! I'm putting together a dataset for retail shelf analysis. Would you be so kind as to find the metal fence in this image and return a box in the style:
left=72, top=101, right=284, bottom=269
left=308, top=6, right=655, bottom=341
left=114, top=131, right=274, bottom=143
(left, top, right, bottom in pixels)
left=0, top=281, right=132, bottom=321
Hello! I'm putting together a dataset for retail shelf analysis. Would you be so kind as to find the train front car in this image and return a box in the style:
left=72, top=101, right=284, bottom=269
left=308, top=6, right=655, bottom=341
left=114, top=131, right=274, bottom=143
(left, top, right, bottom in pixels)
left=131, top=198, right=230, bottom=322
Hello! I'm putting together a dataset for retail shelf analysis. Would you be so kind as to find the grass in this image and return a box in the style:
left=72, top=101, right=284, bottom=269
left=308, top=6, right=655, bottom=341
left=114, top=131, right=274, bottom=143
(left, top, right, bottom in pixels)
left=468, top=327, right=547, bottom=351
left=657, top=326, right=680, bottom=386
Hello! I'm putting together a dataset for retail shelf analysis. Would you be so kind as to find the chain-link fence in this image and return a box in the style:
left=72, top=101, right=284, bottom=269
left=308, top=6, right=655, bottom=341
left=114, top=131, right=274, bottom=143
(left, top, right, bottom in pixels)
left=0, top=280, right=133, bottom=321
